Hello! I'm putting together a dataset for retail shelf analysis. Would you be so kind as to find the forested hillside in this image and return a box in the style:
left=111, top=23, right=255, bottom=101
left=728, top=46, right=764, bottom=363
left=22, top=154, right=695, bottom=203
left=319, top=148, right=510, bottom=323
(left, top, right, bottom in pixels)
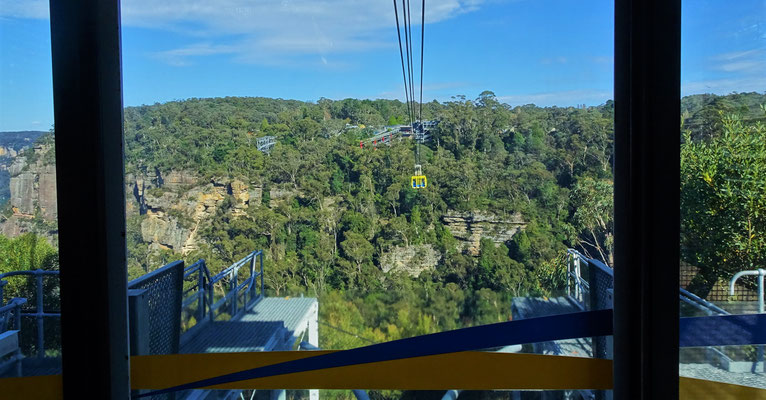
left=126, top=91, right=619, bottom=350
left=2, top=91, right=764, bottom=358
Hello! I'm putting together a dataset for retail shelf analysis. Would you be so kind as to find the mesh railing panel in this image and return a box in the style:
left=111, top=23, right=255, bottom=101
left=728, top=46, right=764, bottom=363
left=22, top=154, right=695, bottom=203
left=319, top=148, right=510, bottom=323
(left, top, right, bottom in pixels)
left=588, top=259, right=613, bottom=361
left=128, top=260, right=183, bottom=356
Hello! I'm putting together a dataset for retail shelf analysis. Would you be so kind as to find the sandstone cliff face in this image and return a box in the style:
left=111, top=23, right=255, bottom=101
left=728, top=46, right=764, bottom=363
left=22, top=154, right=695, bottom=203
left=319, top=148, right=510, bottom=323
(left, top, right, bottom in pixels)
left=441, top=211, right=526, bottom=256
left=134, top=173, right=263, bottom=255
left=0, top=145, right=58, bottom=239
left=380, top=244, right=440, bottom=277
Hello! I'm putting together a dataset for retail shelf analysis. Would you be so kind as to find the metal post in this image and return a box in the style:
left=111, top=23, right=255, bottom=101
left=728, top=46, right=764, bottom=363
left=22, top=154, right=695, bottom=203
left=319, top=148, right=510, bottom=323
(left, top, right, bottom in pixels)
left=575, top=257, right=581, bottom=303
left=14, top=299, right=22, bottom=332
left=249, top=253, right=257, bottom=302
left=36, top=273, right=44, bottom=358
left=49, top=0, right=130, bottom=397
left=260, top=253, right=265, bottom=298
left=208, top=268, right=214, bottom=321
left=230, top=270, right=238, bottom=316
left=197, top=266, right=205, bottom=321
left=308, top=301, right=319, bottom=400
left=758, top=269, right=764, bottom=315
left=0, top=280, right=6, bottom=304
left=567, top=253, right=572, bottom=298
left=614, top=0, right=681, bottom=399
left=759, top=269, right=764, bottom=373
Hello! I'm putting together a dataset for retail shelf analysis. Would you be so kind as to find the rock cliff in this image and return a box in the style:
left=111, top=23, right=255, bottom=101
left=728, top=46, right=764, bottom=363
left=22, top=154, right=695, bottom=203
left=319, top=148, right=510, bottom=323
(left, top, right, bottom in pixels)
left=133, top=173, right=263, bottom=255
left=380, top=244, right=440, bottom=277
left=441, top=211, right=526, bottom=256
left=0, top=144, right=58, bottom=239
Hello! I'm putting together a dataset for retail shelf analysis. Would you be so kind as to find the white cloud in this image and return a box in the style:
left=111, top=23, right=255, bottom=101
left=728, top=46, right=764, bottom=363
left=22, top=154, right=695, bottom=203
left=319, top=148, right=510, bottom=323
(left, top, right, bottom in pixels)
left=714, top=48, right=762, bottom=61
left=1, top=0, right=485, bottom=66
left=540, top=56, right=568, bottom=65
left=375, top=81, right=470, bottom=99
left=682, top=77, right=766, bottom=97
left=497, top=89, right=612, bottom=107
left=711, top=48, right=766, bottom=74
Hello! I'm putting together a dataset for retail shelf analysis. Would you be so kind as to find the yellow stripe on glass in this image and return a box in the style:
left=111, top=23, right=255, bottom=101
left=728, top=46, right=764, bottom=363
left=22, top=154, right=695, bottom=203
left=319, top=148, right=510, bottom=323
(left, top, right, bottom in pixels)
left=1, top=354, right=764, bottom=398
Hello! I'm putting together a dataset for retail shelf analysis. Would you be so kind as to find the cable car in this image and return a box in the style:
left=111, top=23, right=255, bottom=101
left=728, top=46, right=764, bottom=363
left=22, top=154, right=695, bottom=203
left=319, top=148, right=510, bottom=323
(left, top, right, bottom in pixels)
left=411, top=164, right=427, bottom=189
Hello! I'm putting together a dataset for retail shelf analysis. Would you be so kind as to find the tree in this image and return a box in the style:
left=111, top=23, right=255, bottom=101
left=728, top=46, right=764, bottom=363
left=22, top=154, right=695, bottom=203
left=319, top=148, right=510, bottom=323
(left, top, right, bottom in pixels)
left=681, top=111, right=766, bottom=295
left=570, top=177, right=614, bottom=265
left=341, top=231, right=374, bottom=277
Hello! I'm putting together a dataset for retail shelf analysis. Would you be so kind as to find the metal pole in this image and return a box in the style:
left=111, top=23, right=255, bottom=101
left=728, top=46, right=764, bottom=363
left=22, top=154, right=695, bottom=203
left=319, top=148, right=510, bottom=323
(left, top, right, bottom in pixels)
left=249, top=253, right=257, bottom=302
left=206, top=261, right=214, bottom=321
left=758, top=269, right=764, bottom=314
left=14, top=299, right=23, bottom=332
left=49, top=0, right=130, bottom=397
left=36, top=273, right=44, bottom=358
left=759, top=270, right=765, bottom=373
left=260, top=253, right=265, bottom=297
left=197, top=266, right=205, bottom=321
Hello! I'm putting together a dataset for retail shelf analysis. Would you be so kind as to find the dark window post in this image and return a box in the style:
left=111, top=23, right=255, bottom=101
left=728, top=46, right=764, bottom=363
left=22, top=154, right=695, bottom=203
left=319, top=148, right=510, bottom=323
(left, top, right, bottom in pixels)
left=614, top=0, right=681, bottom=399
left=49, top=0, right=130, bottom=398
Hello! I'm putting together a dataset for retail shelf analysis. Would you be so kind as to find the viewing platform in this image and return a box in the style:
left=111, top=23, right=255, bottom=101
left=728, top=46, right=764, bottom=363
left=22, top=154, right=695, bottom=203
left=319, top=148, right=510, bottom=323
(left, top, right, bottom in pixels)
left=0, top=250, right=319, bottom=399
left=511, top=249, right=765, bottom=400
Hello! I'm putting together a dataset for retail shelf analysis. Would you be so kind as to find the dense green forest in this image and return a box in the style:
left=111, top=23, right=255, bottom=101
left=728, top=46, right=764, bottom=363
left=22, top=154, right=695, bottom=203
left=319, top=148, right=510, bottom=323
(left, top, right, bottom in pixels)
left=120, top=91, right=766, bottom=350
left=121, top=91, right=618, bottom=349
left=1, top=92, right=764, bottom=390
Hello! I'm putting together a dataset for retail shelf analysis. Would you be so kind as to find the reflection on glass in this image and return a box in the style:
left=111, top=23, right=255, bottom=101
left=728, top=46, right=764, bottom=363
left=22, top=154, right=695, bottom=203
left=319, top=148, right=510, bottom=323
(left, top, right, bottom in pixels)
left=0, top=3, right=61, bottom=378
left=680, top=0, right=766, bottom=392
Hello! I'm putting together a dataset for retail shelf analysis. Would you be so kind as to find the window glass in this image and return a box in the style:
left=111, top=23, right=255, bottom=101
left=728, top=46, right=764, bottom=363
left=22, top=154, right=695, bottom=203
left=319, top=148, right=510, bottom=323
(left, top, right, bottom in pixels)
left=2, top=0, right=617, bottom=397
left=0, top=2, right=61, bottom=377
left=119, top=0, right=614, bottom=398
left=680, top=0, right=766, bottom=392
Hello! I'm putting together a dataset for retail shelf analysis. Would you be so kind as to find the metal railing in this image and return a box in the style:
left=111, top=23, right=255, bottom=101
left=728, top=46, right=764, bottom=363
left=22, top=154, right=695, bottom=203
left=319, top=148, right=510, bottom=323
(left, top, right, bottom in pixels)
left=679, top=287, right=729, bottom=316
left=566, top=249, right=590, bottom=310
left=566, top=249, right=613, bottom=312
left=0, top=298, right=26, bottom=333
left=0, top=297, right=26, bottom=375
left=729, top=269, right=765, bottom=372
left=0, top=269, right=60, bottom=358
left=729, top=269, right=765, bottom=314
left=182, top=250, right=264, bottom=336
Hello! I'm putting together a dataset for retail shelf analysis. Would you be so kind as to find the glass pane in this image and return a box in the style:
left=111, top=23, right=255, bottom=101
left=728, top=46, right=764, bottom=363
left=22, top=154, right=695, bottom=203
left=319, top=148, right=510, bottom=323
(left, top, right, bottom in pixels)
left=122, top=0, right=613, bottom=398
left=680, top=0, right=766, bottom=394
left=0, top=2, right=61, bottom=377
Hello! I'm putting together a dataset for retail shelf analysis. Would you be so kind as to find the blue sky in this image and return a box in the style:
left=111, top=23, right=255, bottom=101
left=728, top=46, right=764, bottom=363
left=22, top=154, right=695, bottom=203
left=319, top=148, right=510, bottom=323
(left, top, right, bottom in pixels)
left=1, top=0, right=764, bottom=131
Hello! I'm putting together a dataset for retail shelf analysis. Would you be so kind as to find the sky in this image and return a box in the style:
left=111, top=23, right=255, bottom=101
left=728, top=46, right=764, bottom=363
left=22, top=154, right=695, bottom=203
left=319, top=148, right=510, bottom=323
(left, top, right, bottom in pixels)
left=0, top=0, right=764, bottom=131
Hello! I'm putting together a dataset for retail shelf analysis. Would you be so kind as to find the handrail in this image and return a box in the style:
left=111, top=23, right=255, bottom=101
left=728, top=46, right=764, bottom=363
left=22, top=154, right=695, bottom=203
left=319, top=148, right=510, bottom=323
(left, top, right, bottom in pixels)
left=0, top=269, right=60, bottom=358
left=729, top=269, right=765, bottom=314
left=128, top=260, right=184, bottom=289
left=679, top=287, right=729, bottom=315
left=181, top=250, right=264, bottom=332
left=0, top=250, right=266, bottom=360
left=0, top=298, right=27, bottom=333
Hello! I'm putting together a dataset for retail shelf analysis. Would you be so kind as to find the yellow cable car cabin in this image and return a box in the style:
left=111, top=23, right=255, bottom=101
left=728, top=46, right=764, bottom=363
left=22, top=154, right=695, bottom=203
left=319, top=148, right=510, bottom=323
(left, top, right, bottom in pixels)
left=411, top=165, right=427, bottom=189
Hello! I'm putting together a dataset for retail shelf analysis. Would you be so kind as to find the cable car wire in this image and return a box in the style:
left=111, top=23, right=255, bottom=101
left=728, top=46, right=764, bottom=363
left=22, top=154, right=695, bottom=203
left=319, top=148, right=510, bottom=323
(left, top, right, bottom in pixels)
left=407, top=0, right=416, bottom=128
left=393, top=0, right=412, bottom=125
left=402, top=0, right=414, bottom=127
left=419, top=0, right=425, bottom=123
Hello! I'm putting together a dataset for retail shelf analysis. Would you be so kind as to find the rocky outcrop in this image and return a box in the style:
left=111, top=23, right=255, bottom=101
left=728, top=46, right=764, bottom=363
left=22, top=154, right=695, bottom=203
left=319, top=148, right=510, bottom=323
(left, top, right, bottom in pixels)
left=380, top=244, right=441, bottom=277
left=6, top=146, right=58, bottom=220
left=141, top=216, right=191, bottom=251
left=136, top=175, right=263, bottom=255
left=0, top=146, right=18, bottom=158
left=158, top=170, right=199, bottom=190
left=0, top=145, right=58, bottom=241
left=441, top=211, right=526, bottom=256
